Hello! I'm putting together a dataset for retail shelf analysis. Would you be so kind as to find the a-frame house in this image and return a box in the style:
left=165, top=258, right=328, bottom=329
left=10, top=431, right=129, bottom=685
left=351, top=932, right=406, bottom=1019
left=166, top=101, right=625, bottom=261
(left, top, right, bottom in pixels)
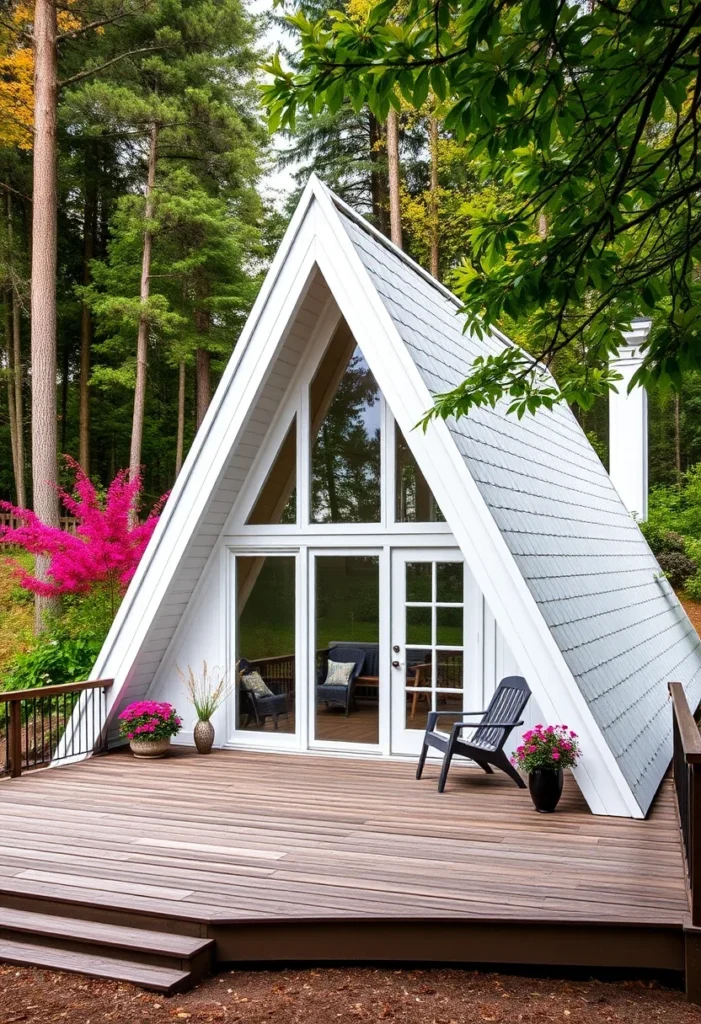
left=66, top=175, right=701, bottom=819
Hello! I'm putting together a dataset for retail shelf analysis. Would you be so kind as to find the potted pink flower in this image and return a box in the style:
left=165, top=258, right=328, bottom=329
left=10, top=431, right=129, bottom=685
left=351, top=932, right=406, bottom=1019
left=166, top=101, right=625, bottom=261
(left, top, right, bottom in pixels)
left=118, top=701, right=182, bottom=759
left=512, top=724, right=581, bottom=812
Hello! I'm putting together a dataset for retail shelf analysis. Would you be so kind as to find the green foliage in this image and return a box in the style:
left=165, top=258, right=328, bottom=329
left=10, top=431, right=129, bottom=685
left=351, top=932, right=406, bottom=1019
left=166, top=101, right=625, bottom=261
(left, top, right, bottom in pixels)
left=266, top=0, right=701, bottom=419
left=656, top=551, right=698, bottom=590
left=0, top=629, right=103, bottom=694
left=638, top=465, right=701, bottom=597
left=644, top=465, right=701, bottom=542
left=0, top=0, right=273, bottom=509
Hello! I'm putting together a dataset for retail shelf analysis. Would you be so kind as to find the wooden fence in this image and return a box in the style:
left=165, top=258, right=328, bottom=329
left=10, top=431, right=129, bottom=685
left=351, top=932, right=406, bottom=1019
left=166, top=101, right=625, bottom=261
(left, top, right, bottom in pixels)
left=0, top=513, right=78, bottom=549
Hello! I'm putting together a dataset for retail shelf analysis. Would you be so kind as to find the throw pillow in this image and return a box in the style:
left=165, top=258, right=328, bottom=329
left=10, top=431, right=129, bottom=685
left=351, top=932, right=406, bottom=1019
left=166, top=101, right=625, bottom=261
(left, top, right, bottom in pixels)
left=323, top=660, right=355, bottom=688
left=240, top=671, right=274, bottom=698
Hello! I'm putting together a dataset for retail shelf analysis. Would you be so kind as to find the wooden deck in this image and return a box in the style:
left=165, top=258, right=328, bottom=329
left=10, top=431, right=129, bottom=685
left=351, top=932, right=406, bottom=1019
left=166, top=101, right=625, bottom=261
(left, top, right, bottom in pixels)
left=0, top=747, right=691, bottom=976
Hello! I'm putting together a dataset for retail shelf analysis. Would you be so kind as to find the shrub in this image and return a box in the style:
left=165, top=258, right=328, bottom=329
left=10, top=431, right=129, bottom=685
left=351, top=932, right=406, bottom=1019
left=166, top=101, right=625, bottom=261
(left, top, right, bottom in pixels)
left=656, top=550, right=698, bottom=589
left=0, top=629, right=104, bottom=693
left=512, top=724, right=581, bottom=773
left=640, top=522, right=687, bottom=557
left=118, top=701, right=182, bottom=742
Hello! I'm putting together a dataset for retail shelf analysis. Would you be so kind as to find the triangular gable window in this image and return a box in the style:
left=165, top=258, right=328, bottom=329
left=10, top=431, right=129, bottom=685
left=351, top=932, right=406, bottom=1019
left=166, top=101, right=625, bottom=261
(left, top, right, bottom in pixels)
left=246, top=417, right=297, bottom=525
left=310, top=325, right=381, bottom=523
left=395, top=423, right=445, bottom=523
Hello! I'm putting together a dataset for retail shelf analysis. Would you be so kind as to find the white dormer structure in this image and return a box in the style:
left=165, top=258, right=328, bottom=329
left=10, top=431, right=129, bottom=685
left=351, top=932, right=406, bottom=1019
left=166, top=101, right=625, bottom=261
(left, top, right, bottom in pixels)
left=608, top=319, right=652, bottom=521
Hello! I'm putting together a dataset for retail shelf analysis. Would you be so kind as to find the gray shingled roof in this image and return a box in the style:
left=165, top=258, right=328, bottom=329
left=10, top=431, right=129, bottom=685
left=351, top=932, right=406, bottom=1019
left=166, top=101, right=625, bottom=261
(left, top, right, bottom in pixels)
left=337, top=201, right=701, bottom=815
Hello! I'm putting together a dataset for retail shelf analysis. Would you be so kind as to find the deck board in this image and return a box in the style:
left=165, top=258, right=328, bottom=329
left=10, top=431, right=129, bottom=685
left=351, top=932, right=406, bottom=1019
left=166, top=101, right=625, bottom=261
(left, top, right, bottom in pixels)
left=0, top=748, right=688, bottom=930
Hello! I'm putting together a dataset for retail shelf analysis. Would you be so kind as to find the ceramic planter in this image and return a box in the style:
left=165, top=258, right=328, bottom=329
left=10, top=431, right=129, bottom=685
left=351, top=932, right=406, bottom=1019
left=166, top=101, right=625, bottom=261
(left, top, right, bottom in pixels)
left=528, top=767, right=564, bottom=813
left=129, top=736, right=171, bottom=759
left=194, top=719, right=215, bottom=754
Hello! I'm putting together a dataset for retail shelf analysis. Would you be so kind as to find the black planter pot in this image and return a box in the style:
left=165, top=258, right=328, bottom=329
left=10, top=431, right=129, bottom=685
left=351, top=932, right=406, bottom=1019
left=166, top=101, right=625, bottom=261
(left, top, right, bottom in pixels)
left=528, top=768, right=564, bottom=813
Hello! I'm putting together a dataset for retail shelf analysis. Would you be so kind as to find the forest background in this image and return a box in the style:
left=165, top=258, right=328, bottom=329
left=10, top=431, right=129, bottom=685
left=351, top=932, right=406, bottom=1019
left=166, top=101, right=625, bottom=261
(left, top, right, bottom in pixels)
left=0, top=0, right=699, bottom=688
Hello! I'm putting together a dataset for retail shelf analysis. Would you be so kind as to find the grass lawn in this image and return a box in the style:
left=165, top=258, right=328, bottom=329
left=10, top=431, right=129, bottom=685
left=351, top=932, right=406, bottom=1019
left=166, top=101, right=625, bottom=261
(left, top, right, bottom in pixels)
left=0, top=553, right=34, bottom=682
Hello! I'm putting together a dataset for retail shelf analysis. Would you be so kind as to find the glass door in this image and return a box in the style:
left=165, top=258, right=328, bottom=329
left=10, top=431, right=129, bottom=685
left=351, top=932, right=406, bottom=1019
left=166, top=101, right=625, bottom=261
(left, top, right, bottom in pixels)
left=311, top=552, right=381, bottom=751
left=390, top=549, right=467, bottom=755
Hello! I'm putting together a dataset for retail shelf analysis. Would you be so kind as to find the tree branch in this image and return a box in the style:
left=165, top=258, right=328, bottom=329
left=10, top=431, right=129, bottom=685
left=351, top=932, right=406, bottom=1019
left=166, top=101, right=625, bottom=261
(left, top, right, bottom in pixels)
left=58, top=46, right=162, bottom=89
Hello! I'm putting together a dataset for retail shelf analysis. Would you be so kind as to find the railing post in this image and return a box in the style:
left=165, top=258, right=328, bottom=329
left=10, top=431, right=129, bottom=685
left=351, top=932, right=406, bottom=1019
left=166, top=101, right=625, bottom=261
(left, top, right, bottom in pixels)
left=9, top=699, right=22, bottom=778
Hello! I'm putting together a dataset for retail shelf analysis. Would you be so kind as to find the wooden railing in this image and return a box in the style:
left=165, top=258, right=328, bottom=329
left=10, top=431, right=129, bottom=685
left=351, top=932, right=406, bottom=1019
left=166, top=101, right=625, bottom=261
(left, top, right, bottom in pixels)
left=669, top=681, right=701, bottom=926
left=0, top=679, right=113, bottom=779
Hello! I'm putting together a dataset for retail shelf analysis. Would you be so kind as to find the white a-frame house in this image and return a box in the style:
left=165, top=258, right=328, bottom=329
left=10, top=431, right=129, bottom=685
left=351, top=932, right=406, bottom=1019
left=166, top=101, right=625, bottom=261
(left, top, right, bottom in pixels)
left=72, top=175, right=701, bottom=819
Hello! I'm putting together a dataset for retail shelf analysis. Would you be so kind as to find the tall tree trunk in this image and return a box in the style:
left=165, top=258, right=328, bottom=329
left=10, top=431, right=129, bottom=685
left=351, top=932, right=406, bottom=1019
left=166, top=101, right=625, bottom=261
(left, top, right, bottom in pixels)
left=31, top=0, right=61, bottom=630
left=195, top=346, right=210, bottom=430
left=369, top=112, right=389, bottom=237
left=195, top=294, right=211, bottom=430
left=675, top=392, right=682, bottom=488
left=175, top=358, right=185, bottom=476
left=79, top=159, right=96, bottom=473
left=6, top=192, right=26, bottom=506
left=60, top=333, right=69, bottom=451
left=4, top=293, right=20, bottom=502
left=129, top=120, right=158, bottom=487
left=386, top=109, right=402, bottom=248
left=11, top=283, right=25, bottom=507
left=429, top=115, right=440, bottom=280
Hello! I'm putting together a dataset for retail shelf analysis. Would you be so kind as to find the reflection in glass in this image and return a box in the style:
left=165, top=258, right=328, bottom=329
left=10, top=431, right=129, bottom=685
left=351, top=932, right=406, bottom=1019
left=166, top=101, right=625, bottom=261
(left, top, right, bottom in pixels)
left=246, top=418, right=297, bottom=525
left=236, top=556, right=295, bottom=733
left=404, top=695, right=464, bottom=733
left=315, top=556, right=379, bottom=744
left=436, top=607, right=463, bottom=647
left=436, top=650, right=463, bottom=689
left=406, top=606, right=432, bottom=646
left=406, top=562, right=432, bottom=603
left=395, top=423, right=445, bottom=523
left=437, top=562, right=463, bottom=603
left=311, top=343, right=381, bottom=523
left=404, top=692, right=432, bottom=730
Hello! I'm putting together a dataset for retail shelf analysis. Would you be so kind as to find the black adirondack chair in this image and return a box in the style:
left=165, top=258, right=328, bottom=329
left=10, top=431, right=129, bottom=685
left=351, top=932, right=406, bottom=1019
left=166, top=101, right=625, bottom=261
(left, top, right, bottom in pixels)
left=416, top=676, right=531, bottom=792
left=316, top=646, right=366, bottom=716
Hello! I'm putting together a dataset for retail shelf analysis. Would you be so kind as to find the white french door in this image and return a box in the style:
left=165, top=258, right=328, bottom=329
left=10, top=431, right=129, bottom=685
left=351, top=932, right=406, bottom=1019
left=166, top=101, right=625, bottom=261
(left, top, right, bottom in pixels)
left=390, top=548, right=470, bottom=755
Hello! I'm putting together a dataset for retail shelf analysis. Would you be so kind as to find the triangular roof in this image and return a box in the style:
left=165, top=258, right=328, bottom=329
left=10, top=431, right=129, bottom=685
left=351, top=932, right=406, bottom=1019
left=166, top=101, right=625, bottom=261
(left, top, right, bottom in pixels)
left=66, top=175, right=701, bottom=818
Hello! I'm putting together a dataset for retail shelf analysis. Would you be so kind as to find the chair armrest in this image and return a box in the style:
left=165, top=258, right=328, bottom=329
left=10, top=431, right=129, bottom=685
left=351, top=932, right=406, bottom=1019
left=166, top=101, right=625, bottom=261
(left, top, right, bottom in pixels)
left=428, top=710, right=488, bottom=718
left=451, top=718, right=524, bottom=733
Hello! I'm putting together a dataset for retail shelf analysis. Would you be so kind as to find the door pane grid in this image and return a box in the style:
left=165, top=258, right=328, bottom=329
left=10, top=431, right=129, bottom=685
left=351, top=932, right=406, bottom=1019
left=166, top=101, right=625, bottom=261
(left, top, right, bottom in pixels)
left=404, top=560, right=465, bottom=731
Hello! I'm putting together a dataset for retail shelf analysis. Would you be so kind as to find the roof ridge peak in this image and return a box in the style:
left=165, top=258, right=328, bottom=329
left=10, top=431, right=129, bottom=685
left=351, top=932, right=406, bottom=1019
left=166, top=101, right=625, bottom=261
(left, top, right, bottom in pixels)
left=316, top=177, right=517, bottom=351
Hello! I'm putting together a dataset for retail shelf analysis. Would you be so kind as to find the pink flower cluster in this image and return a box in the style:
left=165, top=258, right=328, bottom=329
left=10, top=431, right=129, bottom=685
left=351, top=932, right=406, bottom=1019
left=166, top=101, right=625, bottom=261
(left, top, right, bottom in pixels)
left=512, top=723, right=580, bottom=772
left=0, top=456, right=168, bottom=598
left=118, top=700, right=182, bottom=742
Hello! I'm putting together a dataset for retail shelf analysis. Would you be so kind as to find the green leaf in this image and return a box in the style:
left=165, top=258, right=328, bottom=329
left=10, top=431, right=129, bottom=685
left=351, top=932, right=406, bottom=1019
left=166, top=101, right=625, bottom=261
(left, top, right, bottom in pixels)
left=413, top=68, right=430, bottom=108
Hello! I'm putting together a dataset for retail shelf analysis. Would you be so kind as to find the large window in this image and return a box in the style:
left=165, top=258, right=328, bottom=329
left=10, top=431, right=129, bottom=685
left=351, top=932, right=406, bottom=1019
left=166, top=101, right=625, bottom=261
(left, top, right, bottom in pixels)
left=310, top=334, right=381, bottom=523
left=395, top=424, right=444, bottom=523
left=315, top=555, right=379, bottom=744
left=236, top=556, right=295, bottom=733
left=246, top=418, right=297, bottom=525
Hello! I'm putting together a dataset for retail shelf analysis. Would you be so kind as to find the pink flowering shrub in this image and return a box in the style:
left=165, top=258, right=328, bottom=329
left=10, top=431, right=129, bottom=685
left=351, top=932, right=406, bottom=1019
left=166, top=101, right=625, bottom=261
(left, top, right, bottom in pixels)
left=0, top=457, right=167, bottom=616
left=118, top=701, right=182, bottom=742
left=512, top=724, right=581, bottom=773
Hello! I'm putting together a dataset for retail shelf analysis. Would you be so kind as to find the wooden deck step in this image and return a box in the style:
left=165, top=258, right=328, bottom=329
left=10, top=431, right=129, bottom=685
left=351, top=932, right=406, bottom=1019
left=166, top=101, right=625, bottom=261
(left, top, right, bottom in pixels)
left=0, top=938, right=192, bottom=993
left=0, top=908, right=215, bottom=993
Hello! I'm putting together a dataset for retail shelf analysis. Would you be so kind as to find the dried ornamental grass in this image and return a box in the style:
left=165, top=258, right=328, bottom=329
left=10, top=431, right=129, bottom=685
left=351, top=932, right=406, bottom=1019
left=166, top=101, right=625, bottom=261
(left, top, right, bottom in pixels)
left=178, top=661, right=231, bottom=722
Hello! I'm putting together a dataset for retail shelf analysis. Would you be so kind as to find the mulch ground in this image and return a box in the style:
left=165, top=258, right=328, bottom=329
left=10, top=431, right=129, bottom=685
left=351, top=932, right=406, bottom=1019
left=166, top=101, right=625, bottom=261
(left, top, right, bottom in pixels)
left=1, top=965, right=700, bottom=1024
